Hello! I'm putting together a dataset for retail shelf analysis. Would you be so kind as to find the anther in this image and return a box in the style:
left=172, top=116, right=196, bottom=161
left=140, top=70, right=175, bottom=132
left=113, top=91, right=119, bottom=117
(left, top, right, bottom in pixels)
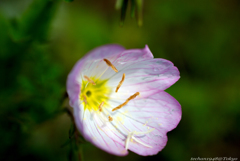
left=98, top=101, right=104, bottom=112
left=83, top=95, right=87, bottom=104
left=84, top=75, right=96, bottom=85
left=127, top=92, right=140, bottom=101
left=108, top=116, right=113, bottom=122
left=115, top=73, right=125, bottom=92
left=112, top=102, right=127, bottom=112
left=112, top=92, right=140, bottom=112
left=103, top=59, right=118, bottom=72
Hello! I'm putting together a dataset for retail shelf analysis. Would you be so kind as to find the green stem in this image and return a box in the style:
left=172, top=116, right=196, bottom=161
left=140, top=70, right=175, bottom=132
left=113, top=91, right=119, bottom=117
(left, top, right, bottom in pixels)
left=79, top=145, right=84, bottom=161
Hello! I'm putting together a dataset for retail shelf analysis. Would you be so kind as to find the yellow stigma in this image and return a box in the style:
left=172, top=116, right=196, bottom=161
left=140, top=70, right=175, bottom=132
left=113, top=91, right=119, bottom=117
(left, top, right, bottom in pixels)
left=80, top=77, right=112, bottom=111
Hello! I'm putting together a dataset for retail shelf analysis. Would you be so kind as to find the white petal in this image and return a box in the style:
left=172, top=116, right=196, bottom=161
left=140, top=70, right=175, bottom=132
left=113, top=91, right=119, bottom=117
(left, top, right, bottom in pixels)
left=104, top=91, right=181, bottom=156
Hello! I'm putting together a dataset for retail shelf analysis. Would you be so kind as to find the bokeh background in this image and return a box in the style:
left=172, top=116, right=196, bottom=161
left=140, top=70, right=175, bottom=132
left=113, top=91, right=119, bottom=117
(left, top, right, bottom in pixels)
left=0, top=0, right=240, bottom=161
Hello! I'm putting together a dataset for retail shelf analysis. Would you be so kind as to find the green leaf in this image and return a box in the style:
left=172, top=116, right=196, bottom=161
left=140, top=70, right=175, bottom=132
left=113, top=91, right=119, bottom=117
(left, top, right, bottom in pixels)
left=120, top=0, right=128, bottom=26
left=65, top=0, right=74, bottom=2
left=136, top=0, right=143, bottom=26
left=130, top=0, right=136, bottom=18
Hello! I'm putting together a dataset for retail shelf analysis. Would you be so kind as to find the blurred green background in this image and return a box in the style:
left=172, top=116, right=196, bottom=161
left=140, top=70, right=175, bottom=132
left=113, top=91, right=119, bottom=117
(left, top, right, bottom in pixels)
left=0, top=0, right=240, bottom=161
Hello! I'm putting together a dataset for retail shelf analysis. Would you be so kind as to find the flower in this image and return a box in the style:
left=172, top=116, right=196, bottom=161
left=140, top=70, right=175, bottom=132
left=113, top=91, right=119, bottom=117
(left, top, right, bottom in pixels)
left=67, top=44, right=181, bottom=156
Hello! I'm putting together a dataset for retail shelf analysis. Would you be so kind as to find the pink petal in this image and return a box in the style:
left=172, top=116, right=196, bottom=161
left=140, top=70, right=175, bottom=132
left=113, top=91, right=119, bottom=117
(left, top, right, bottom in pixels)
left=107, top=58, right=180, bottom=98
left=82, top=44, right=126, bottom=61
left=99, top=45, right=154, bottom=80
left=73, top=106, right=128, bottom=156
left=74, top=45, right=154, bottom=84
left=106, top=91, right=181, bottom=156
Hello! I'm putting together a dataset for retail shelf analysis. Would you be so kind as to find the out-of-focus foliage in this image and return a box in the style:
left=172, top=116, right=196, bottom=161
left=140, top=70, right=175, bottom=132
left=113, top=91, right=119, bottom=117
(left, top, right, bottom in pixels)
left=65, top=0, right=74, bottom=2
left=115, top=0, right=143, bottom=26
left=0, top=0, right=65, bottom=160
left=0, top=0, right=240, bottom=161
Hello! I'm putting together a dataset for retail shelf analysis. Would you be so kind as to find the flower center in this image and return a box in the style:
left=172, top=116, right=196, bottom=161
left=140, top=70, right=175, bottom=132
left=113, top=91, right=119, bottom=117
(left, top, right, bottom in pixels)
left=86, top=90, right=92, bottom=97
left=80, top=77, right=112, bottom=111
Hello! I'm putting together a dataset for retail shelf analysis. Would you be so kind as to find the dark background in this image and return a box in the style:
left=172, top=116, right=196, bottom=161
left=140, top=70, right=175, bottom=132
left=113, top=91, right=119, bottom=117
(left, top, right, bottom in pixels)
left=0, top=0, right=240, bottom=161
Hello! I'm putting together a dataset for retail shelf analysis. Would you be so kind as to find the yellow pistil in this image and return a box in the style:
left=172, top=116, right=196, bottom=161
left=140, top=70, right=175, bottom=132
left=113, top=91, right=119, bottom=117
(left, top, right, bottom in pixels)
left=98, top=101, right=104, bottom=112
left=115, top=73, right=125, bottom=92
left=108, top=116, right=113, bottom=122
left=112, top=92, right=140, bottom=112
left=103, top=59, right=118, bottom=72
left=84, top=75, right=96, bottom=85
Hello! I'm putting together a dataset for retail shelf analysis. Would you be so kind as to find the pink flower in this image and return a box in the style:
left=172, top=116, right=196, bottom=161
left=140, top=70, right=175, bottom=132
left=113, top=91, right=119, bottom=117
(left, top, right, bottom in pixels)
left=67, top=44, right=181, bottom=156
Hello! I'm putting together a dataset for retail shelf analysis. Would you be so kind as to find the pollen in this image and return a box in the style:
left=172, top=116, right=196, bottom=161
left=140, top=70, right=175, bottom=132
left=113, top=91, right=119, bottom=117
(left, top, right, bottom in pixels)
left=99, top=101, right=104, bottom=112
left=103, top=59, right=118, bottom=72
left=108, top=116, right=113, bottom=122
left=84, top=75, right=96, bottom=85
left=112, top=92, right=140, bottom=112
left=115, top=73, right=125, bottom=92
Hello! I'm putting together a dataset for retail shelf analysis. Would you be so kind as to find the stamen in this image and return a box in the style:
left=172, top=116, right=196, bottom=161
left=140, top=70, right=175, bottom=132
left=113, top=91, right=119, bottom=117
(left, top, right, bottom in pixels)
left=84, top=75, right=96, bottom=85
left=98, top=101, right=104, bottom=112
left=127, top=92, right=140, bottom=101
left=103, top=59, right=118, bottom=72
left=108, top=116, right=113, bottom=122
left=83, top=95, right=87, bottom=104
left=112, top=102, right=127, bottom=112
left=112, top=92, right=140, bottom=112
left=115, top=73, right=125, bottom=92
